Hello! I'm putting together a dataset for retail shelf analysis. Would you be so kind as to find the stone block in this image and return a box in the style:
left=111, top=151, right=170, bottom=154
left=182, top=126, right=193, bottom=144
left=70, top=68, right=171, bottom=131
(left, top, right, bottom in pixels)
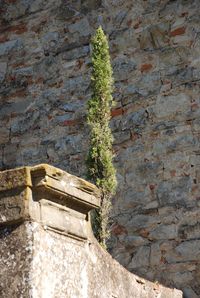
left=122, top=108, right=147, bottom=130
left=153, top=93, right=190, bottom=118
left=39, top=199, right=88, bottom=239
left=136, top=72, right=161, bottom=98
left=0, top=127, right=9, bottom=144
left=110, top=28, right=139, bottom=53
left=150, top=242, right=162, bottom=266
left=139, top=22, right=169, bottom=50
left=0, top=62, right=7, bottom=83
left=13, top=66, right=33, bottom=76
left=144, top=201, right=159, bottom=210
left=0, top=167, right=31, bottom=192
left=113, top=56, right=136, bottom=81
left=0, top=39, right=22, bottom=56
left=127, top=214, right=159, bottom=231
left=41, top=31, right=59, bottom=54
left=0, top=164, right=100, bottom=239
left=128, top=245, right=150, bottom=269
left=56, top=1, right=79, bottom=20
left=54, top=135, right=84, bottom=156
left=167, top=271, right=193, bottom=286
left=157, top=176, right=192, bottom=206
left=68, top=18, right=91, bottom=36
left=178, top=220, right=200, bottom=240
left=122, top=188, right=150, bottom=208
left=63, top=75, right=90, bottom=96
left=183, top=287, right=198, bottom=298
left=149, top=224, right=178, bottom=240
left=175, top=240, right=200, bottom=261
left=0, top=190, right=27, bottom=225
left=62, top=45, right=90, bottom=61
left=0, top=99, right=33, bottom=119
left=80, top=0, right=102, bottom=14
left=123, top=235, right=148, bottom=247
left=136, top=161, right=163, bottom=180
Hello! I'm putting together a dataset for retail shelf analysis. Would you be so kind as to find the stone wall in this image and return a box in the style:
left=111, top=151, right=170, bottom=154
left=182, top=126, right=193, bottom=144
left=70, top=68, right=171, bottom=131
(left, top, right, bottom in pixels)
left=0, top=0, right=200, bottom=296
left=0, top=164, right=182, bottom=298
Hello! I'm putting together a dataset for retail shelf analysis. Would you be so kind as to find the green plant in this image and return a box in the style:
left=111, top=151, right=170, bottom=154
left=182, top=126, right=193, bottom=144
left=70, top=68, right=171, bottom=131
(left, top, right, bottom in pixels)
left=86, top=26, right=117, bottom=247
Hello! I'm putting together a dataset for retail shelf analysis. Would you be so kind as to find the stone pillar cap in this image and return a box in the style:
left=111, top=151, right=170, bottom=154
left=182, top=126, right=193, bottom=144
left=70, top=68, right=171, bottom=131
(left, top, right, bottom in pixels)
left=0, top=163, right=101, bottom=210
left=0, top=164, right=101, bottom=239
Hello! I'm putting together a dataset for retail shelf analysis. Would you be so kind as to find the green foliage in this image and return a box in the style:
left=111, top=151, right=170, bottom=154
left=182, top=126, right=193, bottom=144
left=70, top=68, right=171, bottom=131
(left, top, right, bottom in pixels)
left=86, top=26, right=117, bottom=247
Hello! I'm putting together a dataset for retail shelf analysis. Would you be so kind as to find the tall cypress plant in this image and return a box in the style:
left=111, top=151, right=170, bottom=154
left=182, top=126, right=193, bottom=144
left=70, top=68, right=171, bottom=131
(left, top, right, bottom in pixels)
left=86, top=26, right=117, bottom=247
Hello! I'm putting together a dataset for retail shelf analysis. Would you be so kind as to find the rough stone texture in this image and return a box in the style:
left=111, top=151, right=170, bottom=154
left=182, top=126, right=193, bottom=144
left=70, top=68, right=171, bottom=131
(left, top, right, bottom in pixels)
left=0, top=164, right=100, bottom=237
left=0, top=224, right=31, bottom=298
left=0, top=165, right=182, bottom=298
left=0, top=0, right=200, bottom=295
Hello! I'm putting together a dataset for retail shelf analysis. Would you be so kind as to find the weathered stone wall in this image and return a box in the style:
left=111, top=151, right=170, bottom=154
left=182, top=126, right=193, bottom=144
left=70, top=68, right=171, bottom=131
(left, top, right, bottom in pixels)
left=0, top=165, right=182, bottom=298
left=0, top=1, right=200, bottom=296
left=0, top=224, right=31, bottom=297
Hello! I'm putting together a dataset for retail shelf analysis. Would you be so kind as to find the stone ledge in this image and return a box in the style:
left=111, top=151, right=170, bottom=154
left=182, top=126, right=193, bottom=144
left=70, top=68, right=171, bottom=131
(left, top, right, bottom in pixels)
left=31, top=164, right=101, bottom=212
left=0, top=164, right=100, bottom=240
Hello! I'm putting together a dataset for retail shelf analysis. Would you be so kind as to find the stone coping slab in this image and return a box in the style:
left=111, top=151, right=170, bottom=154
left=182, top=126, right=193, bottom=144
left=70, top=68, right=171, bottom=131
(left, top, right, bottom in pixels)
left=0, top=164, right=100, bottom=240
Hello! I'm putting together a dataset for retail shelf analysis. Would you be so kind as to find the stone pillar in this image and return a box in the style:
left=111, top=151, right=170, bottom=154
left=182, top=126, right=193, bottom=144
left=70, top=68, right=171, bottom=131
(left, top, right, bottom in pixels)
left=0, top=164, right=182, bottom=298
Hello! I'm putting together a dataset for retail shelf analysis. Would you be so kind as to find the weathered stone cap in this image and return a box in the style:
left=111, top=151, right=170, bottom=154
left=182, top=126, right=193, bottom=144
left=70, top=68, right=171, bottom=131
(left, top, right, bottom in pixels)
left=0, top=164, right=101, bottom=238
left=31, top=163, right=101, bottom=210
left=0, top=163, right=100, bottom=209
